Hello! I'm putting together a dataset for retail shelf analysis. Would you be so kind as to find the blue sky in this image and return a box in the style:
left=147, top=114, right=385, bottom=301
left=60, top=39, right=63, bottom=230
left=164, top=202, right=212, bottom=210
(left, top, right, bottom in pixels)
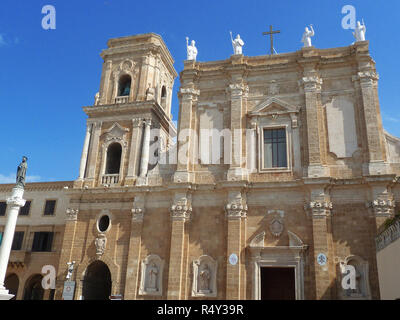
left=0, top=0, right=399, bottom=182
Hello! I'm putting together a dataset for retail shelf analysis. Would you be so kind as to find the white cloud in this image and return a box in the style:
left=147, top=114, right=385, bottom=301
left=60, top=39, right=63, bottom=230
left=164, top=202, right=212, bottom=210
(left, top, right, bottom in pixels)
left=0, top=173, right=41, bottom=184
left=0, top=34, right=6, bottom=47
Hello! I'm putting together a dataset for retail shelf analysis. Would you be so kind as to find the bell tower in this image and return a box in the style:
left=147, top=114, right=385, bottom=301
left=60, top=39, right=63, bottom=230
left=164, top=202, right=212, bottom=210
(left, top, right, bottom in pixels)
left=75, top=33, right=177, bottom=188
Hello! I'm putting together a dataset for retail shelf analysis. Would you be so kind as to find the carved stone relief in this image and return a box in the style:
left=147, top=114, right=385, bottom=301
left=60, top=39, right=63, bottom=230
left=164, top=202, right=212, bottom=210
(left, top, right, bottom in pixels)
left=139, top=254, right=164, bottom=296
left=192, top=255, right=217, bottom=297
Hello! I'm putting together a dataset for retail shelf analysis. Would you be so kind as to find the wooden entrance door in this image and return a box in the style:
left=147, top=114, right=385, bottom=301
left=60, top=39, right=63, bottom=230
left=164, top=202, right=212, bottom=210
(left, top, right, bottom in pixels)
left=260, top=267, right=296, bottom=300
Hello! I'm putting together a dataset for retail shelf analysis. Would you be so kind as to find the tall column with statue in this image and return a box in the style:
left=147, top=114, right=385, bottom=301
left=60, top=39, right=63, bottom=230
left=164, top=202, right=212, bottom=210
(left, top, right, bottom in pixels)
left=0, top=157, right=28, bottom=300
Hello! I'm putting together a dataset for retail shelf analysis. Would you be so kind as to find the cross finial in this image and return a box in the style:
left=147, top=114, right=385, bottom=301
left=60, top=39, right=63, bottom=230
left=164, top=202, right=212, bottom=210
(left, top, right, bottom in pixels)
left=262, top=25, right=281, bottom=55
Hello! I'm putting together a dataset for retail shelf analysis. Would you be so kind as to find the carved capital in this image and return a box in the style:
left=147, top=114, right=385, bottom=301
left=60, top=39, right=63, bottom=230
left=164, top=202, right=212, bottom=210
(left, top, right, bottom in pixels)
left=6, top=196, right=26, bottom=208
left=132, top=118, right=143, bottom=128
left=170, top=204, right=192, bottom=222
left=179, top=88, right=200, bottom=100
left=131, top=207, right=145, bottom=223
left=353, top=71, right=379, bottom=87
left=366, top=199, right=395, bottom=217
left=300, top=76, right=323, bottom=92
left=66, top=208, right=79, bottom=221
left=225, top=202, right=248, bottom=219
left=227, top=83, right=248, bottom=98
left=304, top=201, right=333, bottom=218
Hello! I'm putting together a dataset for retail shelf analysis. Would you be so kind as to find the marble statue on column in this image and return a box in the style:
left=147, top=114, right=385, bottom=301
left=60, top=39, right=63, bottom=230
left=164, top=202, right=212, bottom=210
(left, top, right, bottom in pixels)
left=16, top=156, right=28, bottom=188
left=353, top=20, right=366, bottom=42
left=186, top=37, right=198, bottom=61
left=301, top=25, right=315, bottom=47
left=66, top=261, right=76, bottom=280
left=230, top=32, right=244, bottom=55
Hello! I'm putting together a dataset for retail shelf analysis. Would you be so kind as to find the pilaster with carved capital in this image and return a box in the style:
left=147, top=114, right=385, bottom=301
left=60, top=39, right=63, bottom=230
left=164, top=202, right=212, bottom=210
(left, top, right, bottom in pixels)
left=66, top=208, right=79, bottom=221
left=366, top=199, right=395, bottom=218
left=304, top=201, right=333, bottom=218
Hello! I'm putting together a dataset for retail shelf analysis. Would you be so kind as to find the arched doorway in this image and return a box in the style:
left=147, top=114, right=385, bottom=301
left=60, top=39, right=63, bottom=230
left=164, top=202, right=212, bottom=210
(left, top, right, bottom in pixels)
left=82, top=260, right=112, bottom=300
left=5, top=273, right=19, bottom=300
left=23, top=274, right=44, bottom=300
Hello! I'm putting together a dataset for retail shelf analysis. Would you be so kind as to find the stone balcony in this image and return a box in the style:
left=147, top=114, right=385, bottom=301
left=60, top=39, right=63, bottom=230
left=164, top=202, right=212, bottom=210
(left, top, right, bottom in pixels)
left=375, top=219, right=400, bottom=251
left=101, top=174, right=120, bottom=186
left=115, top=96, right=129, bottom=104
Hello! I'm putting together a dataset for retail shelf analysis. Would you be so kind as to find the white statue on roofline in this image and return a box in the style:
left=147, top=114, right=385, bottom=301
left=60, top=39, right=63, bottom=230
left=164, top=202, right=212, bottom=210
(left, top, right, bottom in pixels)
left=186, top=37, right=198, bottom=61
left=301, top=25, right=315, bottom=47
left=353, top=20, right=366, bottom=42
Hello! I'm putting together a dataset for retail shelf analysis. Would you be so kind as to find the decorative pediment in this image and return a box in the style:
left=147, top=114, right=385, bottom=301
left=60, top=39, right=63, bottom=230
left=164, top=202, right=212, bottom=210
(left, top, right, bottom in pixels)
left=249, top=97, right=300, bottom=117
left=105, top=122, right=129, bottom=138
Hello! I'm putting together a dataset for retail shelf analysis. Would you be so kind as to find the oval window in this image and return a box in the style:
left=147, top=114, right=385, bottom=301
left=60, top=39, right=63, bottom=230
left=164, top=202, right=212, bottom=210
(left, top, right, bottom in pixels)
left=98, top=215, right=110, bottom=232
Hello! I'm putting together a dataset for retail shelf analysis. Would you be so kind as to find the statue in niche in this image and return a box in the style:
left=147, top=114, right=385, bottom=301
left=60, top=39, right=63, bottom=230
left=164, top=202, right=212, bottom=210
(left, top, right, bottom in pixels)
left=94, top=92, right=100, bottom=105
left=301, top=25, right=315, bottom=47
left=16, top=156, right=28, bottom=188
left=198, top=264, right=211, bottom=293
left=146, top=84, right=155, bottom=101
left=146, top=262, right=159, bottom=291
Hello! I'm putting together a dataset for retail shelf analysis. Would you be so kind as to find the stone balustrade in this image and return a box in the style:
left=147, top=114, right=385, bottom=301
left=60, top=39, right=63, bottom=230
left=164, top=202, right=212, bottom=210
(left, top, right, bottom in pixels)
left=375, top=220, right=400, bottom=252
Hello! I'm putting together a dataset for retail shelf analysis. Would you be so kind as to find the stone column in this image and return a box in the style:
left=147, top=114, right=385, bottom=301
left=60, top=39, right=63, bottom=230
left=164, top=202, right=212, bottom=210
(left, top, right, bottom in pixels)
left=78, top=124, right=92, bottom=180
left=125, top=119, right=143, bottom=185
left=138, top=56, right=151, bottom=101
left=86, top=121, right=102, bottom=186
left=54, top=208, right=78, bottom=300
left=173, top=87, right=200, bottom=183
left=167, top=193, right=192, bottom=300
left=136, top=119, right=151, bottom=186
left=0, top=186, right=25, bottom=300
left=353, top=70, right=387, bottom=175
left=301, top=73, right=328, bottom=178
left=227, top=82, right=249, bottom=181
left=124, top=196, right=145, bottom=299
left=225, top=190, right=247, bottom=299
left=304, top=182, right=334, bottom=299
left=247, top=121, right=257, bottom=173
left=99, top=60, right=112, bottom=105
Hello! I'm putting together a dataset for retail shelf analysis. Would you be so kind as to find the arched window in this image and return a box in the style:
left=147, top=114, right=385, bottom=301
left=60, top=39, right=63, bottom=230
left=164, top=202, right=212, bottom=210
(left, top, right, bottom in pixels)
left=160, top=86, right=167, bottom=108
left=118, top=75, right=131, bottom=96
left=161, top=86, right=167, bottom=99
left=105, top=143, right=122, bottom=174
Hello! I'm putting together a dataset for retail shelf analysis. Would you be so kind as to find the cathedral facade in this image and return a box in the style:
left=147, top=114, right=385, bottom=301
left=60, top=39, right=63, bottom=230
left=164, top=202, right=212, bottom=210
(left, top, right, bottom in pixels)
left=2, top=33, right=400, bottom=300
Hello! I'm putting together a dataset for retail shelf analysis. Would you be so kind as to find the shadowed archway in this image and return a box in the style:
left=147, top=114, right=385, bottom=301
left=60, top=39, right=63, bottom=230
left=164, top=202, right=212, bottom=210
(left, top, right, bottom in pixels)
left=5, top=273, right=19, bottom=300
left=82, top=260, right=112, bottom=300
left=23, top=274, right=44, bottom=300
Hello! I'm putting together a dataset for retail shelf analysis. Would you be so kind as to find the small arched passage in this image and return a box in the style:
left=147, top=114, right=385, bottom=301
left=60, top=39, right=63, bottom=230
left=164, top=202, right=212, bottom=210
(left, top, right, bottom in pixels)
left=5, top=273, right=19, bottom=300
left=105, top=143, right=122, bottom=174
left=82, top=260, right=112, bottom=300
left=23, top=274, right=44, bottom=300
left=118, top=75, right=131, bottom=96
